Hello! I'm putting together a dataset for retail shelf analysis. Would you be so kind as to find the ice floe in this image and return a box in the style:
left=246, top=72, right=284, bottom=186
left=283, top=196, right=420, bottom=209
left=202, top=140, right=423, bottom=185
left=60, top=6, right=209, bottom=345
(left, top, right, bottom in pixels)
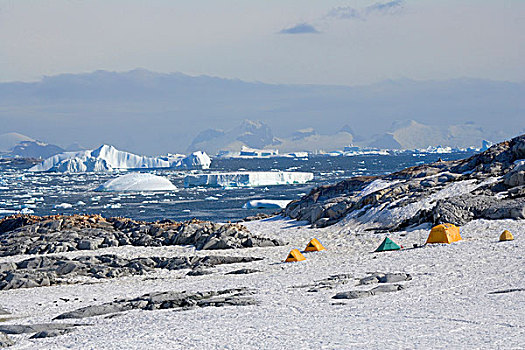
left=96, top=173, right=177, bottom=192
left=184, top=171, right=314, bottom=188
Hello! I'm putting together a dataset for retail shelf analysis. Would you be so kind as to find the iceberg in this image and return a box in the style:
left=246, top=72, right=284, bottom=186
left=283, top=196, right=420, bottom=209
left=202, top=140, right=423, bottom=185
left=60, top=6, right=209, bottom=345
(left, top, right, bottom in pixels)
left=96, top=173, right=177, bottom=192
left=243, top=199, right=292, bottom=209
left=29, top=145, right=211, bottom=172
left=184, top=171, right=314, bottom=188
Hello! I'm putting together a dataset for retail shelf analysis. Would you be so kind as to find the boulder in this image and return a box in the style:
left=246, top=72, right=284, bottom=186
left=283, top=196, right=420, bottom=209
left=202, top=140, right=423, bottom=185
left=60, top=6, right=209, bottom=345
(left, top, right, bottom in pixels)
left=332, top=290, right=371, bottom=299
left=370, top=284, right=405, bottom=294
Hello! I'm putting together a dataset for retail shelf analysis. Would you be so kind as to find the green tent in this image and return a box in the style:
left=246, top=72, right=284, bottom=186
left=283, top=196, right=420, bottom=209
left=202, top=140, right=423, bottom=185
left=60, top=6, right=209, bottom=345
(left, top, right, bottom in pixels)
left=375, top=237, right=401, bottom=252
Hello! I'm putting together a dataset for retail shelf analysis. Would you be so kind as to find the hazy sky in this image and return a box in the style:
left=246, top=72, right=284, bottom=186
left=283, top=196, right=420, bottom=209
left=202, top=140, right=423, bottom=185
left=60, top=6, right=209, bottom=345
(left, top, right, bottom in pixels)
left=0, top=0, right=524, bottom=85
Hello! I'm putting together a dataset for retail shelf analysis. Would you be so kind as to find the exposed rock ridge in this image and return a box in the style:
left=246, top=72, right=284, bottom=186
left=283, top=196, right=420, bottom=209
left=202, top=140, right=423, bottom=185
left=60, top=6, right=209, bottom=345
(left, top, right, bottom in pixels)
left=285, top=134, right=525, bottom=229
left=0, top=214, right=283, bottom=257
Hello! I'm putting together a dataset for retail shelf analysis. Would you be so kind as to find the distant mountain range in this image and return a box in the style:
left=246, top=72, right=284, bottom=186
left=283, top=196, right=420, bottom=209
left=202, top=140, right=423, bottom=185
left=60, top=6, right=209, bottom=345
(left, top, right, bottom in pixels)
left=0, top=132, right=65, bottom=159
left=0, top=69, right=523, bottom=154
left=188, top=119, right=505, bottom=154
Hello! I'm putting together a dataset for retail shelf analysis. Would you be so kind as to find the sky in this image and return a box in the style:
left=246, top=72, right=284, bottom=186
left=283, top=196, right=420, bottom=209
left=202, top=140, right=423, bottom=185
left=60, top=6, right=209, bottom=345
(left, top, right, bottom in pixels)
left=0, top=0, right=524, bottom=86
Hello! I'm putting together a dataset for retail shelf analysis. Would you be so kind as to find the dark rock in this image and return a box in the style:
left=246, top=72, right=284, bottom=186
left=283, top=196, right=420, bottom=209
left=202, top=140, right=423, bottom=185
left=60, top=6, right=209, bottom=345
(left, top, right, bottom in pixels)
left=370, top=284, right=405, bottom=294
left=0, top=254, right=262, bottom=291
left=30, top=329, right=72, bottom=339
left=377, top=273, right=412, bottom=283
left=54, top=288, right=255, bottom=319
left=186, top=268, right=213, bottom=276
left=225, top=269, right=260, bottom=275
left=0, top=215, right=283, bottom=257
left=333, top=290, right=371, bottom=299
left=0, top=323, right=80, bottom=335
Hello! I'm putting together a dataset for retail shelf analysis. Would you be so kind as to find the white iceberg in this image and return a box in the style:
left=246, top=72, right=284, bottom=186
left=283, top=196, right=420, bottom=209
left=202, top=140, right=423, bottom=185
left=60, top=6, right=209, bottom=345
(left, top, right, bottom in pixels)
left=29, top=145, right=211, bottom=172
left=243, top=199, right=292, bottom=209
left=184, top=171, right=314, bottom=188
left=96, top=173, right=177, bottom=192
left=54, top=203, right=73, bottom=209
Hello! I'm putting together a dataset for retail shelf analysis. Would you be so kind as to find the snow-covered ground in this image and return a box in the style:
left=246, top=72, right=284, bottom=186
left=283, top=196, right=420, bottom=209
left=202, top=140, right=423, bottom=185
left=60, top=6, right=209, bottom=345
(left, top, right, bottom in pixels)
left=1, top=216, right=523, bottom=349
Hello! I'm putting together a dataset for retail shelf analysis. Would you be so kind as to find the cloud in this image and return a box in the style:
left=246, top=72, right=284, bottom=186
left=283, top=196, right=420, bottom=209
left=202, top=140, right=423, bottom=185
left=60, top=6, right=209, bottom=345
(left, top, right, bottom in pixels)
left=279, top=0, right=404, bottom=36
left=326, top=1, right=404, bottom=21
left=326, top=7, right=362, bottom=20
left=365, top=0, right=404, bottom=15
left=279, top=23, right=320, bottom=34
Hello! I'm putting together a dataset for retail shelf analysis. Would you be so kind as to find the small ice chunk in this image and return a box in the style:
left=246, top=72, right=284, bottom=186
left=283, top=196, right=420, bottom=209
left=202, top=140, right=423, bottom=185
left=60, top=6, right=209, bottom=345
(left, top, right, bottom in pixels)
left=54, top=203, right=73, bottom=209
left=243, top=199, right=292, bottom=209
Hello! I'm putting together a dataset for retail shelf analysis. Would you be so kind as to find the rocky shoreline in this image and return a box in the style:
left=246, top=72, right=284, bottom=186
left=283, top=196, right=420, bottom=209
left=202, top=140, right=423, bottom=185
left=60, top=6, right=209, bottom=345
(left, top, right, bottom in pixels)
left=0, top=214, right=284, bottom=257
left=285, top=134, right=525, bottom=230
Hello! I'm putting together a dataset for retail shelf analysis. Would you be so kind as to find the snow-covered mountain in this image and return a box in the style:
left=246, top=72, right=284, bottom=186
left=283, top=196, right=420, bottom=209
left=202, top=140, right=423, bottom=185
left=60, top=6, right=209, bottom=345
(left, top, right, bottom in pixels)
left=0, top=132, right=66, bottom=158
left=275, top=127, right=354, bottom=153
left=0, top=133, right=35, bottom=152
left=8, top=140, right=65, bottom=159
left=188, top=120, right=356, bottom=154
left=29, top=145, right=211, bottom=172
left=187, top=120, right=280, bottom=154
left=368, top=120, right=502, bottom=149
left=3, top=70, right=520, bottom=154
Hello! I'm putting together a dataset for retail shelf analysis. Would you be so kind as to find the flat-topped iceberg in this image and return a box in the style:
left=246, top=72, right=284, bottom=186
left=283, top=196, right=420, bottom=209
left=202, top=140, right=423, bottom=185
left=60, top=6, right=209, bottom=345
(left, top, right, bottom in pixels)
left=29, top=145, right=211, bottom=172
left=184, top=171, right=313, bottom=188
left=96, top=173, right=177, bottom=192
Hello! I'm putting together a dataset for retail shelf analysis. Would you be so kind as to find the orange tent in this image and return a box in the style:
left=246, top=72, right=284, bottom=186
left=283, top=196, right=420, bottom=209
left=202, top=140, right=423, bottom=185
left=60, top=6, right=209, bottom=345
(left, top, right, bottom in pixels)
left=426, top=223, right=462, bottom=244
left=304, top=238, right=326, bottom=252
left=285, top=249, right=306, bottom=262
left=499, top=230, right=514, bottom=241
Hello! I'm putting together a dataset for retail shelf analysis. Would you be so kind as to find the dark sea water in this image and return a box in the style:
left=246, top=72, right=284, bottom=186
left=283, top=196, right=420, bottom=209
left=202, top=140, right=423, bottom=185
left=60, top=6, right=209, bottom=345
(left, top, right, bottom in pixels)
left=0, top=152, right=475, bottom=222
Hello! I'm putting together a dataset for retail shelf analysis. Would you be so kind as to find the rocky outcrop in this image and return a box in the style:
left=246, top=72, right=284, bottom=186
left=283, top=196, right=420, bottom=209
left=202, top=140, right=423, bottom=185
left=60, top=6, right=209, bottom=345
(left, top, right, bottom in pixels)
left=0, top=323, right=83, bottom=335
left=0, top=214, right=283, bottom=257
left=55, top=288, right=255, bottom=320
left=332, top=272, right=412, bottom=300
left=0, top=254, right=262, bottom=290
left=285, top=134, right=525, bottom=230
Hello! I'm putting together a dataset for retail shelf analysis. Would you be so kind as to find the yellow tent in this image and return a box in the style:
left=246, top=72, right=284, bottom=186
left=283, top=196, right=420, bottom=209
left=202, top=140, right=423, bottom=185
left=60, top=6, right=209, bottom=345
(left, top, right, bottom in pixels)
left=304, top=238, right=326, bottom=252
left=285, top=249, right=306, bottom=262
left=499, top=230, right=514, bottom=241
left=426, top=223, right=462, bottom=244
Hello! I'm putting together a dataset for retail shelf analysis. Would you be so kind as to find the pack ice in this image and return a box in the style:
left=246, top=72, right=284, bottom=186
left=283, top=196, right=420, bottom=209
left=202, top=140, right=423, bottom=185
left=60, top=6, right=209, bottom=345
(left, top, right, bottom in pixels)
left=96, top=173, right=177, bottom=192
left=29, top=145, right=211, bottom=172
left=184, top=171, right=314, bottom=187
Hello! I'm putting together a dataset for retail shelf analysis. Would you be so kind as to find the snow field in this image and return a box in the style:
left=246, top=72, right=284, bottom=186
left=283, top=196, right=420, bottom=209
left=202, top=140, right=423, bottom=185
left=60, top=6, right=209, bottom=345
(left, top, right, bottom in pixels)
left=1, top=217, right=523, bottom=349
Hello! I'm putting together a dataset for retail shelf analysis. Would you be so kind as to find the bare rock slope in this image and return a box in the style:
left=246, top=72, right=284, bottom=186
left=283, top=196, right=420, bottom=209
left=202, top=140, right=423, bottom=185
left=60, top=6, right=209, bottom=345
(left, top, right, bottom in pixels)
left=285, top=134, right=525, bottom=230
